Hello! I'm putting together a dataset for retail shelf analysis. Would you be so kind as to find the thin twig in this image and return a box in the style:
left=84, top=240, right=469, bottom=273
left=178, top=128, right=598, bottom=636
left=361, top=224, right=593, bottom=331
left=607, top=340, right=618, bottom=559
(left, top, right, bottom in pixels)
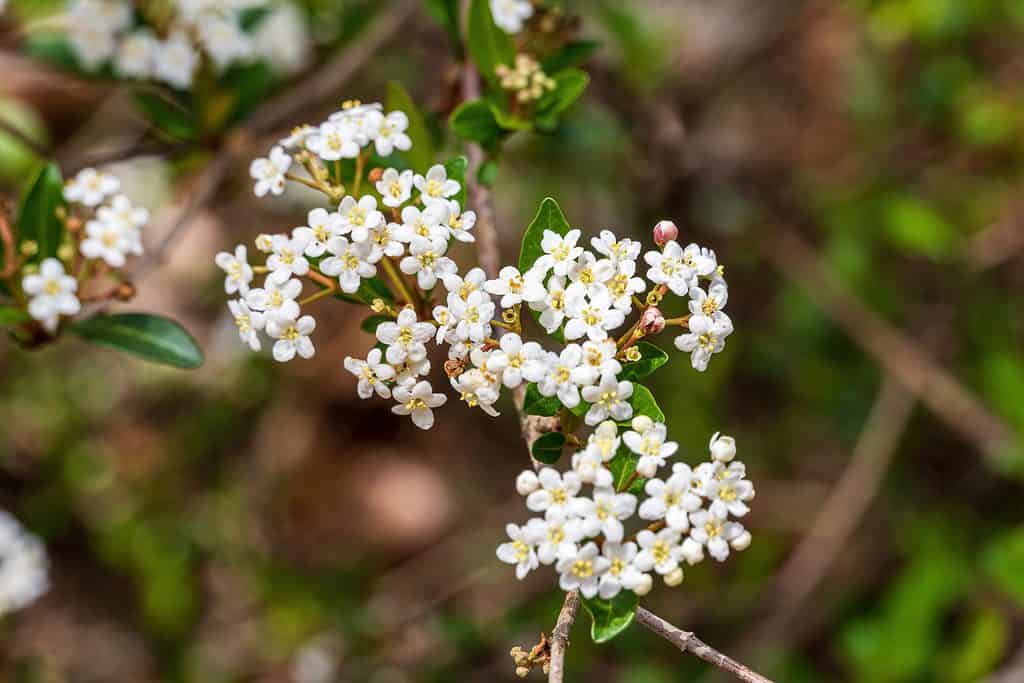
left=547, top=590, right=580, bottom=683
left=635, top=607, right=774, bottom=683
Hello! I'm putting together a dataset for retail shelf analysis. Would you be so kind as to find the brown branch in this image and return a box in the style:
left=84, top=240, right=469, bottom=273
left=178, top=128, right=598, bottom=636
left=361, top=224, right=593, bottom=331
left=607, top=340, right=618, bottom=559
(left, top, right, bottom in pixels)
left=635, top=608, right=774, bottom=683
left=547, top=590, right=580, bottom=683
left=760, top=226, right=1017, bottom=463
left=967, top=197, right=1024, bottom=271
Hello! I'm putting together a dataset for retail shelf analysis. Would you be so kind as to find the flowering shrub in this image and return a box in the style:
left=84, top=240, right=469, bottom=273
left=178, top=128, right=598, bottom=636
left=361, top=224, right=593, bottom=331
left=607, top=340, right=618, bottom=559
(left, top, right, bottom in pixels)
left=0, top=164, right=202, bottom=367
left=218, top=82, right=752, bottom=644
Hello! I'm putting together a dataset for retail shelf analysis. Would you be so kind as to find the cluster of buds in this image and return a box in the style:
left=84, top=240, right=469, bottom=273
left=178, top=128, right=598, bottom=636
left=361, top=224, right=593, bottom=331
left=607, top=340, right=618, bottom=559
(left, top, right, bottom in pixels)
left=496, top=54, right=557, bottom=104
left=509, top=636, right=551, bottom=678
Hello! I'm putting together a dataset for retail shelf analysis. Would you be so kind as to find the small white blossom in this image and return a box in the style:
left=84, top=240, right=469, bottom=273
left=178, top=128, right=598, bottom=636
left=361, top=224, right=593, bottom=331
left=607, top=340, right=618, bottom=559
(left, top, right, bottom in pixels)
left=681, top=242, right=718, bottom=278
left=709, top=432, right=737, bottom=463
left=496, top=522, right=542, bottom=580
left=413, top=164, right=460, bottom=205
left=556, top=542, right=608, bottom=598
left=526, top=467, right=581, bottom=516
left=580, top=374, right=633, bottom=426
left=245, top=277, right=302, bottom=324
left=533, top=229, right=583, bottom=278
left=704, top=462, right=755, bottom=519
left=96, top=195, right=148, bottom=231
left=391, top=380, right=447, bottom=429
left=688, top=509, right=746, bottom=562
left=307, top=120, right=360, bottom=161
left=488, top=333, right=547, bottom=388
left=644, top=240, right=695, bottom=296
left=584, top=420, right=620, bottom=462
left=638, top=467, right=702, bottom=531
left=267, top=314, right=316, bottom=362
left=451, top=369, right=501, bottom=416
left=366, top=221, right=405, bottom=262
left=266, top=233, right=311, bottom=284
left=571, top=450, right=613, bottom=488
left=228, top=298, right=264, bottom=351
left=689, top=279, right=728, bottom=318
left=197, top=14, right=252, bottom=70
left=634, top=527, right=684, bottom=576
left=564, top=283, right=625, bottom=341
left=530, top=509, right=584, bottom=565
left=153, top=31, right=199, bottom=89
left=338, top=195, right=384, bottom=243
left=400, top=237, right=456, bottom=290
left=598, top=541, right=648, bottom=599
left=214, top=245, right=253, bottom=295
left=250, top=146, right=292, bottom=197
left=448, top=289, right=494, bottom=343
left=396, top=203, right=450, bottom=244
left=22, top=258, right=80, bottom=332
left=80, top=215, right=141, bottom=267
left=674, top=312, right=733, bottom=372
left=373, top=110, right=412, bottom=156
left=376, top=168, right=414, bottom=208
left=529, top=274, right=569, bottom=334
left=484, top=266, right=546, bottom=309
left=571, top=488, right=637, bottom=543
left=376, top=308, right=435, bottom=365
left=591, top=230, right=641, bottom=266
left=573, top=339, right=622, bottom=387
left=442, top=267, right=488, bottom=302
left=516, top=470, right=540, bottom=496
left=445, top=200, right=477, bottom=243
left=344, top=347, right=396, bottom=399
left=604, top=260, right=647, bottom=312
left=293, top=208, right=343, bottom=258
left=490, top=0, right=534, bottom=34
left=623, top=417, right=678, bottom=477
left=64, top=167, right=119, bottom=207
left=536, top=344, right=585, bottom=409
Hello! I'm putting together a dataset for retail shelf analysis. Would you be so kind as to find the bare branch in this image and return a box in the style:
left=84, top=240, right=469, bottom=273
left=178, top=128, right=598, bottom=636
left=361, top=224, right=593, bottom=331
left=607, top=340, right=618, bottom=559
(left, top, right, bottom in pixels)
left=547, top=590, right=580, bottom=683
left=635, top=607, right=774, bottom=683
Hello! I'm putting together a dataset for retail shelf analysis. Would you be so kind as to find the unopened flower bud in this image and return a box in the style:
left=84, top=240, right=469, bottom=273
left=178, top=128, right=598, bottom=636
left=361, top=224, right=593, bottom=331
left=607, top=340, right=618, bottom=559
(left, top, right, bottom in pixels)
left=652, top=220, right=678, bottom=246
left=709, top=432, right=736, bottom=462
left=20, top=240, right=38, bottom=256
left=639, top=306, right=665, bottom=335
left=631, top=415, right=654, bottom=433
left=370, top=298, right=387, bottom=313
left=624, top=346, right=642, bottom=362
left=731, top=530, right=752, bottom=551
left=56, top=244, right=75, bottom=262
left=66, top=216, right=83, bottom=233
left=115, top=282, right=136, bottom=301
left=255, top=234, right=274, bottom=253
left=682, top=537, right=704, bottom=565
left=636, top=457, right=658, bottom=478
left=632, top=573, right=653, bottom=596
left=516, top=470, right=539, bottom=495
left=368, top=167, right=384, bottom=184
left=664, top=567, right=684, bottom=587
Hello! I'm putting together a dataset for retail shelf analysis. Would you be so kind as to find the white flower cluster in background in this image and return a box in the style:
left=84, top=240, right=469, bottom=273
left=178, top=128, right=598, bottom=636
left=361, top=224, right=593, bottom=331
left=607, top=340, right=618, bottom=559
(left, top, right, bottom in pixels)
left=64, top=0, right=312, bottom=88
left=0, top=511, right=49, bottom=615
left=491, top=0, right=534, bottom=34
left=21, top=167, right=149, bottom=333
left=498, top=429, right=753, bottom=596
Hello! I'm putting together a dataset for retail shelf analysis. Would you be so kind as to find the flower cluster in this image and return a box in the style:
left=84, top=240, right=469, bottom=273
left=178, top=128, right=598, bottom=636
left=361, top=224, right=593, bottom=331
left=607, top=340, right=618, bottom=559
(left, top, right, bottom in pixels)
left=498, top=429, right=753, bottom=597
left=491, top=0, right=534, bottom=34
left=63, top=0, right=311, bottom=88
left=18, top=167, right=149, bottom=333
left=0, top=510, right=49, bottom=616
left=496, top=54, right=557, bottom=104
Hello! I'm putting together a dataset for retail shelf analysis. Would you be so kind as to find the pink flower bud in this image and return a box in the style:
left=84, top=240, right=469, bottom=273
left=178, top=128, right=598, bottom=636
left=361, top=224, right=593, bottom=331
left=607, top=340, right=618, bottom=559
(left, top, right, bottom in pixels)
left=640, top=306, right=666, bottom=335
left=652, top=220, right=678, bottom=246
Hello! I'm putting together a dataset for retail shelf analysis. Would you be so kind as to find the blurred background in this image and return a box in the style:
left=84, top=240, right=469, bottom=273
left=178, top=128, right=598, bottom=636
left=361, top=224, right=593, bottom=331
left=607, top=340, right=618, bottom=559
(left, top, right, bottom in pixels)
left=1, top=0, right=1023, bottom=681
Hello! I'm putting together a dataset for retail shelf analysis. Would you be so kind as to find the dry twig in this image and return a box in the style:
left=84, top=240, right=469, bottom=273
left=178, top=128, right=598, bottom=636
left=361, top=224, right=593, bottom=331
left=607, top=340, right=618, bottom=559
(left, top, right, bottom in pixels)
left=547, top=590, right=580, bottom=683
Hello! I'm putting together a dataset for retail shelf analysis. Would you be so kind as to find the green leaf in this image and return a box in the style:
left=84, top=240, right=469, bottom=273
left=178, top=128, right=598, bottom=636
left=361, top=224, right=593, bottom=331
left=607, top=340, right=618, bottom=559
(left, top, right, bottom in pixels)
left=523, top=383, right=560, bottom=416
left=444, top=156, right=468, bottom=207
left=468, top=0, right=515, bottom=85
left=360, top=315, right=390, bottom=334
left=519, top=197, right=571, bottom=273
left=627, top=384, right=664, bottom=423
left=543, top=40, right=601, bottom=73
left=68, top=313, right=204, bottom=369
left=23, top=31, right=82, bottom=73
left=531, top=432, right=566, bottom=464
left=386, top=81, right=435, bottom=173
left=535, top=69, right=590, bottom=130
left=17, top=162, right=65, bottom=263
left=983, top=527, right=1024, bottom=605
left=881, top=195, right=957, bottom=260
left=478, top=159, right=499, bottom=187
left=133, top=92, right=198, bottom=141
left=490, top=103, right=534, bottom=131
left=580, top=591, right=639, bottom=643
left=619, top=341, right=668, bottom=381
left=220, top=61, right=278, bottom=127
left=609, top=443, right=644, bottom=494
left=0, top=306, right=30, bottom=327
left=450, top=99, right=503, bottom=146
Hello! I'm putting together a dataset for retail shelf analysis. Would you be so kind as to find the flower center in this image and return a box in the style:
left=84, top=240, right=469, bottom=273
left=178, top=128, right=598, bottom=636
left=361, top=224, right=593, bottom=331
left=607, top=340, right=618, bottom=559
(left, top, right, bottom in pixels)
left=268, top=290, right=283, bottom=308
left=389, top=181, right=404, bottom=198
left=704, top=520, right=722, bottom=538
left=571, top=559, right=593, bottom=578
left=698, top=333, right=717, bottom=350
left=551, top=488, right=567, bottom=505
left=426, top=179, right=443, bottom=197
left=513, top=540, right=530, bottom=562
left=609, top=558, right=625, bottom=576
left=552, top=244, right=570, bottom=260
left=343, top=252, right=360, bottom=270
left=348, top=207, right=366, bottom=225
left=548, top=526, right=564, bottom=544
left=508, top=276, right=523, bottom=293
left=405, top=397, right=427, bottom=411
left=556, top=367, right=570, bottom=383
left=282, top=325, right=300, bottom=342
left=702, top=298, right=719, bottom=315
left=719, top=485, right=737, bottom=502
left=664, top=491, right=680, bottom=508
left=652, top=541, right=670, bottom=565
left=235, top=313, right=250, bottom=333
left=398, top=328, right=414, bottom=344
left=279, top=249, right=295, bottom=265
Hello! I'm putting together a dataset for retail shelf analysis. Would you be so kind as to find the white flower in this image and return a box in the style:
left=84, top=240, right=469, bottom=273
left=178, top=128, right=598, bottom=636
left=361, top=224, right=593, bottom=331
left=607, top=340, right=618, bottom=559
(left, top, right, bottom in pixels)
left=266, top=233, right=311, bottom=284
left=344, top=347, right=396, bottom=399
left=413, top=164, right=460, bottom=205
left=528, top=274, right=568, bottom=334
left=530, top=509, right=584, bottom=565
left=571, top=449, right=613, bottom=488
left=567, top=252, right=615, bottom=292
left=598, top=541, right=648, bottom=599
left=533, top=229, right=583, bottom=277
left=445, top=200, right=477, bottom=243
left=245, top=277, right=302, bottom=324
left=689, top=279, right=728, bottom=318
left=484, top=266, right=546, bottom=309
left=68, top=0, right=131, bottom=31
left=253, top=3, right=312, bottom=75
left=644, top=240, right=695, bottom=296
left=564, top=283, right=625, bottom=341
left=488, top=333, right=547, bottom=388
left=638, top=467, right=702, bottom=531
left=0, top=510, right=48, bottom=615
left=376, top=168, right=414, bottom=208
left=448, top=289, right=494, bottom=343
left=250, top=146, right=292, bottom=197
left=293, top=208, right=343, bottom=258
left=64, top=168, right=119, bottom=207
left=571, top=488, right=637, bottom=543
left=96, top=195, right=148, bottom=231
left=516, top=470, right=540, bottom=496
left=115, top=30, right=158, bottom=78
left=197, top=13, right=252, bottom=70
left=366, top=221, right=405, bottom=262
left=319, top=236, right=375, bottom=293
left=373, top=110, right=412, bottom=156
left=393, top=356, right=431, bottom=387
left=337, top=195, right=383, bottom=243
left=396, top=203, right=450, bottom=243
left=79, top=216, right=141, bottom=268
left=604, top=260, right=647, bottom=312
left=267, top=314, right=316, bottom=362
left=580, top=373, right=633, bottom=426
left=634, top=527, right=684, bottom=575
left=67, top=22, right=116, bottom=71
left=279, top=124, right=315, bottom=150
left=688, top=509, right=746, bottom=562
left=680, top=242, right=718, bottom=278
left=591, top=230, right=641, bottom=266
left=536, top=344, right=584, bottom=408
left=391, top=380, right=447, bottom=429
left=705, top=462, right=755, bottom=519
left=451, top=369, right=501, bottom=417
left=442, top=267, right=488, bottom=302
left=22, top=258, right=80, bottom=332
left=674, top=312, right=733, bottom=372
left=228, top=298, right=264, bottom=351
left=214, top=245, right=253, bottom=295
left=584, top=420, right=620, bottom=462
left=376, top=308, right=435, bottom=365
left=153, top=31, right=199, bottom=89
left=307, top=120, right=360, bottom=161
left=573, top=339, right=622, bottom=386
left=556, top=542, right=608, bottom=598
left=525, top=467, right=581, bottom=516
left=490, top=0, right=534, bottom=34
left=400, top=237, right=456, bottom=290
left=623, top=417, right=678, bottom=477
left=709, top=432, right=736, bottom=463
left=497, top=522, right=542, bottom=580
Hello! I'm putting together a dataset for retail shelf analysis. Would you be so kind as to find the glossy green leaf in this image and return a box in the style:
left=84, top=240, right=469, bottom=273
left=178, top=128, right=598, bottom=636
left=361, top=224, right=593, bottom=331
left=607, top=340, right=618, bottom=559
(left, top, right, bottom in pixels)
left=17, top=162, right=65, bottom=263
left=627, top=384, right=664, bottom=423
left=0, top=306, right=30, bottom=327
left=133, top=92, right=197, bottom=141
left=468, top=0, right=515, bottom=85
left=609, top=443, right=644, bottom=494
left=536, top=69, right=590, bottom=124
left=543, top=40, right=601, bottom=73
left=443, top=156, right=469, bottom=207
left=531, top=432, right=566, bottom=464
left=619, top=341, right=669, bottom=381
left=450, top=99, right=502, bottom=146
left=523, top=383, right=560, bottom=416
left=519, top=197, right=571, bottom=273
left=386, top=81, right=435, bottom=173
left=491, top=104, right=534, bottom=131
left=68, top=313, right=204, bottom=369
left=580, top=590, right=639, bottom=643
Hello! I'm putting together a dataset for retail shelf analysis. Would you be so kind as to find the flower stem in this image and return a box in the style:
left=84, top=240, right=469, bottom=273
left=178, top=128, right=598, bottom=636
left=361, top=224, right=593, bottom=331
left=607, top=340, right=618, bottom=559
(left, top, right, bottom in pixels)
left=299, top=287, right=337, bottom=306
left=381, top=256, right=418, bottom=308
left=353, top=151, right=367, bottom=196
left=285, top=172, right=329, bottom=195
